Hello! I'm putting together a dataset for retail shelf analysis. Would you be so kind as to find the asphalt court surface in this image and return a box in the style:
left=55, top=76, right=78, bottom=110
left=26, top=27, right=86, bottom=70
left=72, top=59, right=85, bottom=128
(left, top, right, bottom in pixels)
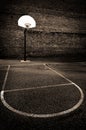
left=4, top=64, right=68, bottom=90
left=4, top=84, right=80, bottom=114
left=0, top=63, right=84, bottom=118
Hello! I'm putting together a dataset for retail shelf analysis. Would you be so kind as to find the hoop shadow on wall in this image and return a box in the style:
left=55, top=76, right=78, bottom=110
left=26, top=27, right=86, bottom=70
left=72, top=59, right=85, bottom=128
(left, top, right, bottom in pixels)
left=18, top=15, right=36, bottom=61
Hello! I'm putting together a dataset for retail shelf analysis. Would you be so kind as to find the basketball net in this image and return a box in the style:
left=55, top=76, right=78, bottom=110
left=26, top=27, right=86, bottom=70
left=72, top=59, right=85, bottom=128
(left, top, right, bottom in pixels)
left=25, top=23, right=31, bottom=30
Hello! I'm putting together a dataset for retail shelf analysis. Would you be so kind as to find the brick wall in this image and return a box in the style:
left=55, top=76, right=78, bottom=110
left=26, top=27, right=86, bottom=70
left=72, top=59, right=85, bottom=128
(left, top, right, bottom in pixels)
left=0, top=0, right=86, bottom=59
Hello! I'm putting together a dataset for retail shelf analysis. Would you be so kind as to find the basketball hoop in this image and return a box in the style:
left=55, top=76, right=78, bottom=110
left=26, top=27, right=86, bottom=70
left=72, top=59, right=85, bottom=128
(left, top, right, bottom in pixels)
left=18, top=15, right=36, bottom=29
left=25, top=23, right=31, bottom=29
left=18, top=15, right=36, bottom=61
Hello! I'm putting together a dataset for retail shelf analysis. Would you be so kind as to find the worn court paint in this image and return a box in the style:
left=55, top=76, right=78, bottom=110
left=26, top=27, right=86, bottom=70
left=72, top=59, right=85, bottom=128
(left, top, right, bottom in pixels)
left=2, top=65, right=10, bottom=90
left=0, top=63, right=84, bottom=118
left=4, top=82, right=72, bottom=93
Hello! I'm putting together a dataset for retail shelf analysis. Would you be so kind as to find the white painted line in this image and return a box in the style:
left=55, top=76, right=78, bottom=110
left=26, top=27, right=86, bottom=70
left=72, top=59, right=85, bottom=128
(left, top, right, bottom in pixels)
left=2, top=65, right=10, bottom=90
left=4, top=83, right=73, bottom=93
left=0, top=64, right=84, bottom=118
left=44, top=64, right=73, bottom=83
left=10, top=63, right=46, bottom=67
left=0, top=90, right=34, bottom=117
left=0, top=84, right=84, bottom=118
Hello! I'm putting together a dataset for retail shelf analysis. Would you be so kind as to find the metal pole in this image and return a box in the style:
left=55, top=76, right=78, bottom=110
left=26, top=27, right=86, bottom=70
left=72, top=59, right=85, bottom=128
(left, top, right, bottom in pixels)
left=24, top=28, right=27, bottom=61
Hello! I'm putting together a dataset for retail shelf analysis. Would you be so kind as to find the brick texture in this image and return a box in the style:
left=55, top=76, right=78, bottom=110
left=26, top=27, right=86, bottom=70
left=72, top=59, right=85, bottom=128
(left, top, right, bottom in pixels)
left=0, top=0, right=86, bottom=59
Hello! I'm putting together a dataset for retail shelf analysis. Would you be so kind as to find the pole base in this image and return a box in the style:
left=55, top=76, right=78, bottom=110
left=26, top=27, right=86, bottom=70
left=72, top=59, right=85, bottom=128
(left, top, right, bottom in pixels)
left=20, top=60, right=30, bottom=63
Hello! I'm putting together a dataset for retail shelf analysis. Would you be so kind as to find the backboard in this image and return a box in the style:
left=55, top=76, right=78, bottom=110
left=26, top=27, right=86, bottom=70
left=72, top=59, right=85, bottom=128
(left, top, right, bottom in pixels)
left=18, top=15, right=36, bottom=29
